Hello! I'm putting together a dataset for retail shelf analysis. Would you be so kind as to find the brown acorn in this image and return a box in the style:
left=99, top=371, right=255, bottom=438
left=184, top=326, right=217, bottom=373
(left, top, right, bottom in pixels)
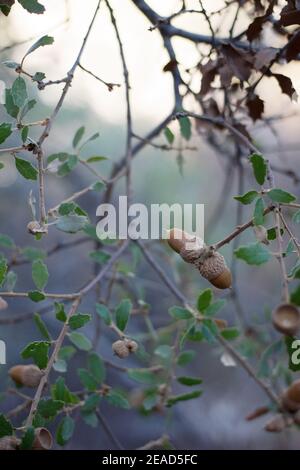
left=0, top=297, right=8, bottom=310
left=167, top=228, right=232, bottom=289
left=264, top=414, right=292, bottom=432
left=9, top=364, right=43, bottom=388
left=272, top=303, right=300, bottom=337
left=32, top=428, right=53, bottom=450
left=0, top=436, right=20, bottom=450
left=281, top=380, right=300, bottom=412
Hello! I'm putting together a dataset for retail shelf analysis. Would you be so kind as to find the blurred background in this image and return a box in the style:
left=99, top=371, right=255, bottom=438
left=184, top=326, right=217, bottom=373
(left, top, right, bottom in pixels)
left=0, top=0, right=300, bottom=449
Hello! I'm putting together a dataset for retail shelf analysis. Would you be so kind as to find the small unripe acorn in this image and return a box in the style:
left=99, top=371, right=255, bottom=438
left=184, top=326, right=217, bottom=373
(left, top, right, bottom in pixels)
left=9, top=364, right=43, bottom=388
left=272, top=303, right=300, bottom=337
left=281, top=380, right=300, bottom=412
left=167, top=228, right=232, bottom=289
left=0, top=296, right=8, bottom=310
left=32, top=428, right=53, bottom=450
left=0, top=436, right=20, bottom=450
left=112, top=340, right=130, bottom=358
left=264, top=414, right=292, bottom=432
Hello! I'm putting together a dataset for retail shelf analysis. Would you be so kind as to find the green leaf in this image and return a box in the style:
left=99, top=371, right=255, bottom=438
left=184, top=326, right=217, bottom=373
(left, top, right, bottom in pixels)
left=22, top=35, right=54, bottom=63
left=90, top=181, right=105, bottom=192
left=58, top=346, right=76, bottom=361
left=88, top=353, right=106, bottom=384
left=292, top=210, right=300, bottom=224
left=105, top=390, right=130, bottom=409
left=21, top=126, right=29, bottom=143
left=164, top=127, right=174, bottom=144
left=168, top=305, right=192, bottom=320
left=78, top=368, right=98, bottom=391
left=28, top=291, right=45, bottom=302
left=291, top=285, right=300, bottom=306
left=81, top=412, right=98, bottom=427
left=89, top=250, right=110, bottom=264
left=56, top=416, right=74, bottom=446
left=37, top=399, right=63, bottom=419
left=34, top=313, right=51, bottom=341
left=177, top=350, right=196, bottom=366
left=69, top=332, right=92, bottom=351
left=56, top=215, right=88, bottom=233
left=167, top=390, right=202, bottom=407
left=53, top=359, right=67, bottom=373
left=69, top=313, right=91, bottom=330
left=289, top=263, right=300, bottom=279
left=0, top=258, right=7, bottom=286
left=19, top=98, right=36, bottom=120
left=0, top=123, right=12, bottom=144
left=5, top=89, right=19, bottom=118
left=32, top=259, right=49, bottom=291
left=51, top=377, right=79, bottom=404
left=197, top=288, right=212, bottom=312
left=115, top=298, right=132, bottom=332
left=19, top=427, right=35, bottom=450
left=54, top=302, right=67, bottom=322
left=4, top=270, right=17, bottom=291
left=17, top=0, right=45, bottom=14
left=177, top=376, right=203, bottom=386
left=234, top=242, right=271, bottom=265
left=268, top=189, right=296, bottom=204
left=0, top=163, right=4, bottom=170
left=32, top=72, right=45, bottom=82
left=127, top=368, right=160, bottom=384
left=234, top=190, right=258, bottom=205
left=2, top=60, right=20, bottom=70
left=86, top=156, right=108, bottom=163
left=179, top=116, right=191, bottom=140
left=154, top=344, right=173, bottom=360
left=81, top=394, right=100, bottom=413
left=95, top=303, right=112, bottom=325
left=221, top=327, right=240, bottom=340
left=57, top=154, right=78, bottom=177
left=21, top=341, right=50, bottom=368
left=22, top=246, right=46, bottom=261
left=0, top=414, right=13, bottom=438
left=15, top=157, right=38, bottom=180
left=249, top=153, right=267, bottom=185
left=11, top=76, right=27, bottom=107
left=72, top=126, right=85, bottom=148
left=205, top=299, right=226, bottom=316
left=253, top=197, right=265, bottom=226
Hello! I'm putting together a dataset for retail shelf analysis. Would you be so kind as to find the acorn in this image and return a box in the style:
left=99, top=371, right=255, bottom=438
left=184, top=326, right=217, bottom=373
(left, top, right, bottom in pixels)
left=126, top=339, right=138, bottom=353
left=167, top=228, right=232, bottom=289
left=112, top=339, right=138, bottom=358
left=0, top=436, right=20, bottom=450
left=272, top=303, right=300, bottom=337
left=281, top=380, right=300, bottom=412
left=9, top=364, right=43, bottom=388
left=264, top=414, right=292, bottom=432
left=0, top=296, right=8, bottom=310
left=32, top=428, right=53, bottom=450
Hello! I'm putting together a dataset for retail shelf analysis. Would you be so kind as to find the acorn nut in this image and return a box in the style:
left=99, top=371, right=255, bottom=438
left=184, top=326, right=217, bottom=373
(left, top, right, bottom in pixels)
left=281, top=380, right=300, bottom=412
left=112, top=339, right=138, bottom=358
left=272, top=303, right=300, bottom=337
left=9, top=364, right=43, bottom=388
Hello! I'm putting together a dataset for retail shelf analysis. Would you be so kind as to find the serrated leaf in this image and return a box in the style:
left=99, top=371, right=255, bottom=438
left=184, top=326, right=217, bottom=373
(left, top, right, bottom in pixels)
left=56, top=215, right=88, bottom=233
left=197, top=288, right=212, bottom=312
left=32, top=259, right=48, bottom=291
left=72, top=126, right=85, bottom=148
left=168, top=305, right=192, bottom=320
left=17, top=0, right=45, bottom=14
left=69, top=332, right=92, bottom=351
left=249, top=153, right=267, bottom=185
left=0, top=414, right=13, bottom=438
left=234, top=242, right=271, bottom=265
left=234, top=190, right=258, bottom=205
left=95, top=303, right=112, bottom=325
left=268, top=188, right=296, bottom=204
left=115, top=298, right=132, bottom=332
left=51, top=377, right=79, bottom=404
left=34, top=313, right=51, bottom=341
left=56, top=416, right=74, bottom=446
left=21, top=340, right=50, bottom=368
left=37, top=399, right=63, bottom=419
left=22, top=35, right=54, bottom=64
left=81, top=394, right=100, bottom=413
left=15, top=157, right=37, bottom=180
left=68, top=313, right=91, bottom=330
left=0, top=122, right=12, bottom=144
left=11, top=76, right=27, bottom=108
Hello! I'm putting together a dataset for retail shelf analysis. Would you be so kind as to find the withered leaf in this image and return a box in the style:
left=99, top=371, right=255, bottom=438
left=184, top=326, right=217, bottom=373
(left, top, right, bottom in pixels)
left=163, top=59, right=178, bottom=73
left=280, top=9, right=300, bottom=26
left=254, top=47, right=277, bottom=70
left=285, top=30, right=300, bottom=62
left=221, top=44, right=253, bottom=82
left=246, top=0, right=276, bottom=41
left=199, top=60, right=218, bottom=96
left=273, top=73, right=296, bottom=100
left=246, top=94, right=264, bottom=121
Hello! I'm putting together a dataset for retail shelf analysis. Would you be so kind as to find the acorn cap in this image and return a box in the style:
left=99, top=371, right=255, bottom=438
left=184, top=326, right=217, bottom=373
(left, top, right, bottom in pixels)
left=167, top=228, right=203, bottom=254
left=126, top=339, right=138, bottom=353
left=264, top=414, right=292, bottom=432
left=272, top=303, right=300, bottom=337
left=0, top=436, right=20, bottom=450
left=9, top=364, right=43, bottom=388
left=112, top=340, right=129, bottom=359
left=32, top=428, right=53, bottom=450
left=0, top=296, right=8, bottom=310
left=282, top=379, right=300, bottom=412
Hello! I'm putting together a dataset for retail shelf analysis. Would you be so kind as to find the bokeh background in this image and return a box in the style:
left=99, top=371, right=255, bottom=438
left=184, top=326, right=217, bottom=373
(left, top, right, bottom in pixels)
left=0, top=0, right=300, bottom=449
